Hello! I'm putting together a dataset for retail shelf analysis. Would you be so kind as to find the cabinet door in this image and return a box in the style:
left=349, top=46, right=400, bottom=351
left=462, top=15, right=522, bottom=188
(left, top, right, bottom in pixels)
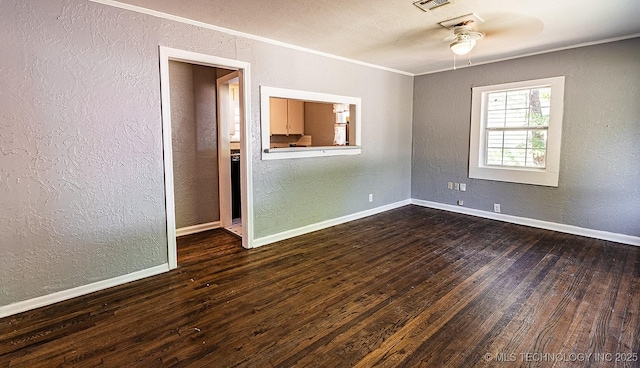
left=287, top=100, right=304, bottom=135
left=269, top=97, right=288, bottom=135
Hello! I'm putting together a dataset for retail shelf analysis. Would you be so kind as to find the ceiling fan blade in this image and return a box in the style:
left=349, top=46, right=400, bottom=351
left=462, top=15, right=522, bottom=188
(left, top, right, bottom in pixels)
left=390, top=25, right=452, bottom=48
left=478, top=13, right=544, bottom=40
left=442, top=34, right=457, bottom=43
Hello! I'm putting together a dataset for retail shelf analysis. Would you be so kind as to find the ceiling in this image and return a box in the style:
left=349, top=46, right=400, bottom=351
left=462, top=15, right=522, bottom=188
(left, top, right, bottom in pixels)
left=116, top=0, right=640, bottom=75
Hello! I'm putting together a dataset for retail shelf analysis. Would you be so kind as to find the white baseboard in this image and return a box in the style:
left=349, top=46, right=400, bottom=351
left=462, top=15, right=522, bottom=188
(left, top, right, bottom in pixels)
left=253, top=199, right=412, bottom=248
left=411, top=199, right=640, bottom=247
left=176, top=221, right=220, bottom=237
left=3, top=199, right=635, bottom=319
left=0, top=264, right=169, bottom=319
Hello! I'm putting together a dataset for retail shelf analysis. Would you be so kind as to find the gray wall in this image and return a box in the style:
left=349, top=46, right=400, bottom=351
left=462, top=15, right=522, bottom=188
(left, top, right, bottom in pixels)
left=0, top=0, right=412, bottom=307
left=412, top=38, right=640, bottom=237
left=250, top=42, right=413, bottom=237
left=169, top=61, right=220, bottom=229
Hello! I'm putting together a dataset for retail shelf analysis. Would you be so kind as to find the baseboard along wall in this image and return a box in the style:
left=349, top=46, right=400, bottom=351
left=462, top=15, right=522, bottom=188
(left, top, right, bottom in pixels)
left=252, top=200, right=412, bottom=248
left=410, top=199, right=640, bottom=247
left=176, top=221, right=221, bottom=237
left=0, top=264, right=169, bottom=319
left=2, top=198, right=637, bottom=319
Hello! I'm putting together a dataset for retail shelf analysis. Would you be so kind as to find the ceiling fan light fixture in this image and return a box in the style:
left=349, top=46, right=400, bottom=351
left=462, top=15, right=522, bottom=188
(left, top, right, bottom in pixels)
left=450, top=37, right=476, bottom=55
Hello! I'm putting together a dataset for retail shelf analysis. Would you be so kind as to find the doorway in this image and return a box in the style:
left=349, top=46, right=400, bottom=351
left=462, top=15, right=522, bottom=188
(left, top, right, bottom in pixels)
left=159, top=47, right=254, bottom=269
left=216, top=71, right=243, bottom=237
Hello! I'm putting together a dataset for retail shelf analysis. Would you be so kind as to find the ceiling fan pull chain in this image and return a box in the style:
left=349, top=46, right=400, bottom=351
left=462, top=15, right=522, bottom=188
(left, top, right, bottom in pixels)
left=453, top=53, right=456, bottom=70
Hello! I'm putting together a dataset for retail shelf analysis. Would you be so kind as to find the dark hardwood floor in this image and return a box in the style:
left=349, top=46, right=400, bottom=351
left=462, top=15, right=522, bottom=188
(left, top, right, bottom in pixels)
left=1, top=205, right=639, bottom=367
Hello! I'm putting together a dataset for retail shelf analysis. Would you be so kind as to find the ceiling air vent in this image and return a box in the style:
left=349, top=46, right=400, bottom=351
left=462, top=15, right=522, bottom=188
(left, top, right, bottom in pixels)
left=413, top=0, right=451, bottom=12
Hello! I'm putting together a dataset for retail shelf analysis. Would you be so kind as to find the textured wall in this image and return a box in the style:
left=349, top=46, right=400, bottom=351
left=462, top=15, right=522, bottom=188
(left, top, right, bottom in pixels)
left=0, top=0, right=412, bottom=307
left=249, top=41, right=413, bottom=237
left=412, top=38, right=640, bottom=237
left=169, top=61, right=220, bottom=229
left=0, top=1, right=168, bottom=307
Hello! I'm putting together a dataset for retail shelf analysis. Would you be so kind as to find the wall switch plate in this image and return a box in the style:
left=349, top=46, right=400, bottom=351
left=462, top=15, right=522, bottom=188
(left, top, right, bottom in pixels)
left=447, top=182, right=453, bottom=190
left=454, top=183, right=460, bottom=191
left=494, top=204, right=501, bottom=213
left=368, top=193, right=373, bottom=202
left=459, top=183, right=466, bottom=191
left=457, top=200, right=464, bottom=206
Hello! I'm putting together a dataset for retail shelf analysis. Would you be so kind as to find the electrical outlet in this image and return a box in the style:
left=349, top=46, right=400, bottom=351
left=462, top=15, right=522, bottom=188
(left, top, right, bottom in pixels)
left=459, top=183, right=466, bottom=192
left=494, top=204, right=501, bottom=213
left=454, top=183, right=460, bottom=191
left=457, top=200, right=464, bottom=206
left=447, top=182, right=453, bottom=190
left=368, top=193, right=373, bottom=202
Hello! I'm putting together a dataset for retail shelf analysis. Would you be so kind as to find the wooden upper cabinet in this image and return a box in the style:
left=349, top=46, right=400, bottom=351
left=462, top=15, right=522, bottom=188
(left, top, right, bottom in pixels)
left=269, top=97, right=304, bottom=136
left=269, top=97, right=289, bottom=135
left=287, top=100, right=304, bottom=135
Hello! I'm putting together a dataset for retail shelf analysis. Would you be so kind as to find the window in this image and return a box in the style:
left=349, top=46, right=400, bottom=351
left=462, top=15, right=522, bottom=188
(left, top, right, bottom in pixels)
left=469, top=76, right=565, bottom=187
left=260, top=86, right=362, bottom=160
left=229, top=83, right=241, bottom=142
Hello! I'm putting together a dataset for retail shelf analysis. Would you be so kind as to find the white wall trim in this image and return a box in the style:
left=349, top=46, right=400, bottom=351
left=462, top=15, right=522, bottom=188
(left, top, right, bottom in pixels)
left=253, top=199, right=412, bottom=248
left=260, top=86, right=363, bottom=160
left=240, top=66, right=254, bottom=249
left=90, top=0, right=639, bottom=77
left=469, top=76, right=565, bottom=187
left=176, top=221, right=221, bottom=237
left=0, top=264, right=169, bottom=319
left=159, top=46, right=254, bottom=266
left=411, top=199, right=640, bottom=247
left=216, top=71, right=240, bottom=230
left=4, top=199, right=636, bottom=318
left=262, top=147, right=363, bottom=160
left=159, top=46, right=178, bottom=270
left=89, top=0, right=413, bottom=77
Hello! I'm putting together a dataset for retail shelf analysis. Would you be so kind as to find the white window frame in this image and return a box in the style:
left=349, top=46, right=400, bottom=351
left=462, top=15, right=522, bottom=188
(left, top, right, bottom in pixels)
left=469, top=76, right=565, bottom=187
left=260, top=86, right=362, bottom=160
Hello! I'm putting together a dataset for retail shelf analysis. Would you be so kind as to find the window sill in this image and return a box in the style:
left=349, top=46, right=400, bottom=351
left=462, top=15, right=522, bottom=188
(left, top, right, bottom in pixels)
left=262, top=146, right=362, bottom=160
left=469, top=165, right=559, bottom=187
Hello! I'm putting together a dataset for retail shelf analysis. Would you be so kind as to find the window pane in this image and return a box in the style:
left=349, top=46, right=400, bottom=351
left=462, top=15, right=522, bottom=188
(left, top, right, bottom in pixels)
left=503, top=130, right=527, bottom=149
left=527, top=129, right=547, bottom=149
left=538, top=87, right=551, bottom=107
left=540, top=107, right=550, bottom=117
left=505, top=108, right=528, bottom=127
left=486, top=131, right=504, bottom=148
left=485, top=129, right=548, bottom=168
left=502, top=148, right=526, bottom=167
left=526, top=130, right=547, bottom=167
left=529, top=108, right=549, bottom=127
left=506, top=90, right=529, bottom=109
left=487, top=92, right=506, bottom=111
left=529, top=149, right=546, bottom=167
left=486, top=148, right=503, bottom=165
left=487, top=110, right=505, bottom=128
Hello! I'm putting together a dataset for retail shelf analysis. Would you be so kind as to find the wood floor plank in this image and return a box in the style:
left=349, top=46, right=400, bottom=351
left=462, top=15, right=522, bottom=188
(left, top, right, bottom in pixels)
left=477, top=236, right=576, bottom=362
left=293, top=224, right=531, bottom=367
left=352, top=241, right=531, bottom=367
left=1, top=205, right=638, bottom=367
left=430, top=234, right=567, bottom=367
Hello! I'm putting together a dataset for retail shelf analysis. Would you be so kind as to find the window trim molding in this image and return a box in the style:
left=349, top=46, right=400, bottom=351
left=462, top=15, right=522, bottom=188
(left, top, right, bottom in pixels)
left=469, top=76, right=565, bottom=187
left=260, top=86, right=362, bottom=160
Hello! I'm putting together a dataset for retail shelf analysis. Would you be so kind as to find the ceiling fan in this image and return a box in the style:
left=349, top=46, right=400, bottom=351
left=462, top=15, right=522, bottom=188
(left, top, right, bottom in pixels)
left=442, top=20, right=484, bottom=55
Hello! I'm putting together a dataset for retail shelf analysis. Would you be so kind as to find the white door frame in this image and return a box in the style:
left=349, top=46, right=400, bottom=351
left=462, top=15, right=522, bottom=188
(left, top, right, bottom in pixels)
left=216, top=72, right=239, bottom=229
left=159, top=46, right=254, bottom=269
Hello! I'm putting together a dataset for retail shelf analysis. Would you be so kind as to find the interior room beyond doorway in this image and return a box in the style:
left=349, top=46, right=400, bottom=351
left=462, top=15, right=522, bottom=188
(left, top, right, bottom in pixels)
left=168, top=61, right=242, bottom=253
